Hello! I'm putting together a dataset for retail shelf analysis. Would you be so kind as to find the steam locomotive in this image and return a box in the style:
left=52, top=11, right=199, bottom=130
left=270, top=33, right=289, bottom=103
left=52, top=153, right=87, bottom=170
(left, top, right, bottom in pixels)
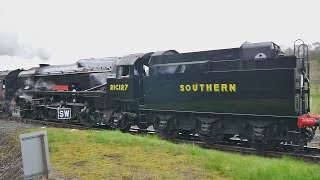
left=1, top=40, right=319, bottom=150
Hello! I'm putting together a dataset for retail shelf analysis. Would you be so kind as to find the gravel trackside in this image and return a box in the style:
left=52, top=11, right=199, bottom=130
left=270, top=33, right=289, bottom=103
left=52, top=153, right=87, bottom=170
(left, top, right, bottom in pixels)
left=0, top=119, right=41, bottom=180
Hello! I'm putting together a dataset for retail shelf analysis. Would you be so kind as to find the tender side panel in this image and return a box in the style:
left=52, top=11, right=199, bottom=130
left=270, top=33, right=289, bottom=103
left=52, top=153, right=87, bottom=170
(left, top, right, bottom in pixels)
left=144, top=68, right=296, bottom=116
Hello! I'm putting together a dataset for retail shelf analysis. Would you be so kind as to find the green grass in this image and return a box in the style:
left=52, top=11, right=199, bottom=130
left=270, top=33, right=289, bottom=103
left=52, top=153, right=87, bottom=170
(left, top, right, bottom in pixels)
left=311, top=88, right=320, bottom=114
left=25, top=128, right=320, bottom=180
left=311, top=88, right=320, bottom=136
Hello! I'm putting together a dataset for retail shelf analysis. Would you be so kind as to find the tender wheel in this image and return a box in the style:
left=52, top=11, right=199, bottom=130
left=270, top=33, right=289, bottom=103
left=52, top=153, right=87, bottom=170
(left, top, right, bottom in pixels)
left=119, top=117, right=131, bottom=133
left=199, top=133, right=224, bottom=144
left=159, top=129, right=180, bottom=139
left=196, top=120, right=224, bottom=144
left=110, top=111, right=131, bottom=133
left=250, top=141, right=278, bottom=151
left=178, top=130, right=194, bottom=140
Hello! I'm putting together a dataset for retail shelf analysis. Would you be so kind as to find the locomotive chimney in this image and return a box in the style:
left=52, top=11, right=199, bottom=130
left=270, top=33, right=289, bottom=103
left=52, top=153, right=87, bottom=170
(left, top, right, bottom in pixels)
left=39, top=64, right=50, bottom=67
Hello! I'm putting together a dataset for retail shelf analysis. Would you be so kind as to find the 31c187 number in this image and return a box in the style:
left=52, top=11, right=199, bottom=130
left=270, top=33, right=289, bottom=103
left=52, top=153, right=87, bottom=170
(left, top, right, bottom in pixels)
left=110, top=84, right=128, bottom=91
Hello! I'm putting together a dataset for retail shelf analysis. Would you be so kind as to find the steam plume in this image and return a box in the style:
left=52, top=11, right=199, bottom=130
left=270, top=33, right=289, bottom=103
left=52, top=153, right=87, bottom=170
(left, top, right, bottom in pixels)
left=0, top=32, right=50, bottom=60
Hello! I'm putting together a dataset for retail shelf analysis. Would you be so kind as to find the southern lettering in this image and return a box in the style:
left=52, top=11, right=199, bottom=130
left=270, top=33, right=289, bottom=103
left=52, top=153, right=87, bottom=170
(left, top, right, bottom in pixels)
left=180, top=83, right=236, bottom=92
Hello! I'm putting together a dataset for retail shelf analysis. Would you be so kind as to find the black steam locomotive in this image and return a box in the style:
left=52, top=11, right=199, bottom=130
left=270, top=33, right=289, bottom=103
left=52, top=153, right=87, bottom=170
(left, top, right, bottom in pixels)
left=2, top=40, right=319, bottom=150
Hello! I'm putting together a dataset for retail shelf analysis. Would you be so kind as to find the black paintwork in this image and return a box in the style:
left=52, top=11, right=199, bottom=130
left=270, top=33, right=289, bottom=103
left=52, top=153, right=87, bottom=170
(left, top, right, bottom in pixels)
left=108, top=51, right=179, bottom=105
left=140, top=42, right=310, bottom=147
left=5, top=69, right=23, bottom=101
left=144, top=68, right=297, bottom=116
left=144, top=45, right=301, bottom=117
left=1, top=41, right=312, bottom=149
left=0, top=71, right=10, bottom=108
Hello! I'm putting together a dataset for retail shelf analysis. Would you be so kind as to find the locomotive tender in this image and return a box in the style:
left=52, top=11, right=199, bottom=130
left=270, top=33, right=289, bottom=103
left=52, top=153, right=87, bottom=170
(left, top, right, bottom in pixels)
left=2, top=40, right=320, bottom=150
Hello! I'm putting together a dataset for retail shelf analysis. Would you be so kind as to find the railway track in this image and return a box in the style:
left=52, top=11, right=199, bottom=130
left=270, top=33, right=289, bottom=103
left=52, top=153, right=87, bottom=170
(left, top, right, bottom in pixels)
left=2, top=116, right=320, bottom=163
left=1, top=117, right=104, bottom=130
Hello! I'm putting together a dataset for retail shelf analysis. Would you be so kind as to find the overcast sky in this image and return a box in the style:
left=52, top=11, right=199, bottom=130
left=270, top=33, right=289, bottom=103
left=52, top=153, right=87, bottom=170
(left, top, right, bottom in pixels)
left=0, top=0, right=319, bottom=70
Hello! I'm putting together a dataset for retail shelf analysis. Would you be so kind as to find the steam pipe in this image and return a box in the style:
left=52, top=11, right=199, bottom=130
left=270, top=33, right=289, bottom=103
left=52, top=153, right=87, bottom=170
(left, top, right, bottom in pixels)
left=83, top=83, right=107, bottom=92
left=298, top=114, right=320, bottom=128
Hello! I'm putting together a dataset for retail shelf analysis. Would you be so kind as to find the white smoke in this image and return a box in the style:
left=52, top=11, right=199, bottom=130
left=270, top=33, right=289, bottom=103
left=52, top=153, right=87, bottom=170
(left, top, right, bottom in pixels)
left=89, top=73, right=108, bottom=85
left=0, top=32, right=50, bottom=60
left=34, top=80, right=55, bottom=91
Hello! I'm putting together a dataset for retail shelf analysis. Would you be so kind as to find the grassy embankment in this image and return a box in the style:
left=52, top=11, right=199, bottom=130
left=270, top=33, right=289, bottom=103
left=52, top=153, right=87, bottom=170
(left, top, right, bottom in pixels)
left=25, top=128, right=320, bottom=180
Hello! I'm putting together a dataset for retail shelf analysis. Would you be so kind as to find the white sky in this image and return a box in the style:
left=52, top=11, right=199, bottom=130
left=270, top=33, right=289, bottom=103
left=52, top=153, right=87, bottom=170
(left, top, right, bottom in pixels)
left=0, top=0, right=319, bottom=70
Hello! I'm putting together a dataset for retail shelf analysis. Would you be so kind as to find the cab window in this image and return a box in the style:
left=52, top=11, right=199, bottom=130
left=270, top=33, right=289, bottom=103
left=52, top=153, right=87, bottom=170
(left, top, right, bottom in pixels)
left=117, top=66, right=130, bottom=78
left=1, top=80, right=5, bottom=89
left=143, top=65, right=149, bottom=76
left=134, top=64, right=148, bottom=77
